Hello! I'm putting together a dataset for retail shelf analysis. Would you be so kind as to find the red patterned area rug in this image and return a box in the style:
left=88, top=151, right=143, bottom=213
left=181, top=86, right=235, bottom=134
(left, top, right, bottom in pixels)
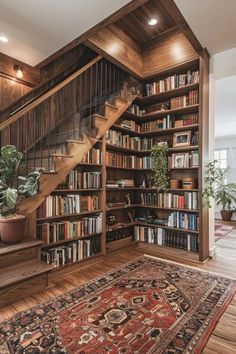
left=0, top=256, right=236, bottom=354
left=215, top=223, right=233, bottom=242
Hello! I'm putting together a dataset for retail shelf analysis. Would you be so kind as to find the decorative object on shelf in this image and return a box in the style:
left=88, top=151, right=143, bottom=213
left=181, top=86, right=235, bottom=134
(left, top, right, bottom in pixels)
left=182, top=177, right=197, bottom=190
left=203, top=160, right=236, bottom=221
left=169, top=179, right=181, bottom=189
left=151, top=144, right=168, bottom=192
left=106, top=214, right=117, bottom=226
left=173, top=131, right=191, bottom=147
left=0, top=145, right=42, bottom=244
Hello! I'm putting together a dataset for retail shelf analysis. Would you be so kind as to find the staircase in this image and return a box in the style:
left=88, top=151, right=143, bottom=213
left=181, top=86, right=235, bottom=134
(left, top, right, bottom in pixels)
left=0, top=55, right=139, bottom=307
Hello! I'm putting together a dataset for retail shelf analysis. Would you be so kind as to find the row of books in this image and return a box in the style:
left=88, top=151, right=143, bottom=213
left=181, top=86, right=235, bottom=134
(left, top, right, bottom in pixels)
left=37, top=214, right=102, bottom=244
left=140, top=192, right=198, bottom=210
left=169, top=152, right=199, bottom=169
left=37, top=194, right=99, bottom=218
left=145, top=70, right=199, bottom=96
left=106, top=152, right=152, bottom=169
left=106, top=130, right=154, bottom=150
left=140, top=115, right=198, bottom=133
left=170, top=90, right=199, bottom=109
left=168, top=211, right=199, bottom=231
left=118, top=119, right=141, bottom=132
left=134, top=226, right=198, bottom=252
left=41, top=238, right=100, bottom=266
left=81, top=148, right=101, bottom=164
left=128, top=104, right=145, bottom=117
left=57, top=171, right=102, bottom=190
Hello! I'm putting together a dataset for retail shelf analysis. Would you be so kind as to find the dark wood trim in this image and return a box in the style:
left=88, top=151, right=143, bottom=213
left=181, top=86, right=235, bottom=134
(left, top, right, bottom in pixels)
left=0, top=52, right=40, bottom=87
left=36, top=0, right=148, bottom=70
left=143, top=25, right=181, bottom=50
left=198, top=48, right=210, bottom=262
left=159, top=0, right=203, bottom=54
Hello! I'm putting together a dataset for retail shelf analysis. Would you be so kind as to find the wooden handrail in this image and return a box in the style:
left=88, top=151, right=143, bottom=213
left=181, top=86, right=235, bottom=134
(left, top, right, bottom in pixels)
left=0, top=55, right=102, bottom=132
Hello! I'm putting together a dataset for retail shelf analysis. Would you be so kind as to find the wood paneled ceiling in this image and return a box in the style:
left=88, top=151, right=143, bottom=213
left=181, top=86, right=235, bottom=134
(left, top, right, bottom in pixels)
left=116, top=0, right=177, bottom=46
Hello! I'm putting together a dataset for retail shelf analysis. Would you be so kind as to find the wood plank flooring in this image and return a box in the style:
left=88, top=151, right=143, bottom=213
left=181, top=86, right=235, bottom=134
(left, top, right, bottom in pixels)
left=0, top=227, right=236, bottom=353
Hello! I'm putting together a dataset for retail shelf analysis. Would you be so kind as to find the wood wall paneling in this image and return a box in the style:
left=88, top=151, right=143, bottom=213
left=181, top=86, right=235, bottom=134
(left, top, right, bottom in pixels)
left=86, top=24, right=143, bottom=78
left=0, top=76, right=31, bottom=110
left=0, top=52, right=40, bottom=87
left=143, top=32, right=198, bottom=78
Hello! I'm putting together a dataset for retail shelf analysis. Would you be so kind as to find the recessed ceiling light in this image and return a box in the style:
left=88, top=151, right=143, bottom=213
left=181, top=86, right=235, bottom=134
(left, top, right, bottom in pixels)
left=0, top=36, right=8, bottom=43
left=148, top=18, right=158, bottom=26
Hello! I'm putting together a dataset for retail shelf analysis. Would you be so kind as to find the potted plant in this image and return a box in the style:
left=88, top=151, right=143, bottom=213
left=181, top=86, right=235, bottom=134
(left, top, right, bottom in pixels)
left=0, top=145, right=42, bottom=244
left=151, top=143, right=169, bottom=192
left=203, top=160, right=236, bottom=221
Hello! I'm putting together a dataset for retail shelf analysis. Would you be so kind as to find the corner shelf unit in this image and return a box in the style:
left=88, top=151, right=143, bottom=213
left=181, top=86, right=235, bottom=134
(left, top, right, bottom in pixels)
left=36, top=56, right=209, bottom=270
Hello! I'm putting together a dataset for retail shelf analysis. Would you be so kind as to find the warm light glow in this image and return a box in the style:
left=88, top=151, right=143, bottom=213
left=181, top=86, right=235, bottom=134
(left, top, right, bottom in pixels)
left=0, top=36, right=8, bottom=43
left=148, top=18, right=158, bottom=26
left=14, top=65, right=24, bottom=79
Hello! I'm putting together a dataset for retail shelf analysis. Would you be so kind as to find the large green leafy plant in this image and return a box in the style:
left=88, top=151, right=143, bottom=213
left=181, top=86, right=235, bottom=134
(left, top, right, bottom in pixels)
left=151, top=143, right=169, bottom=192
left=203, top=160, right=236, bottom=210
left=0, top=145, right=41, bottom=217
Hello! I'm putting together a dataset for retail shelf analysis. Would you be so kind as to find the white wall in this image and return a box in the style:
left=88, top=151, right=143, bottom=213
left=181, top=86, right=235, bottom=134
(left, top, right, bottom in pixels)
left=208, top=47, right=236, bottom=254
left=215, top=137, right=236, bottom=220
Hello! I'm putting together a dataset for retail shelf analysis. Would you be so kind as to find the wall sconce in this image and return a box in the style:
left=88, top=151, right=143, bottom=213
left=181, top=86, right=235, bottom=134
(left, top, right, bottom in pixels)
left=14, top=65, right=24, bottom=79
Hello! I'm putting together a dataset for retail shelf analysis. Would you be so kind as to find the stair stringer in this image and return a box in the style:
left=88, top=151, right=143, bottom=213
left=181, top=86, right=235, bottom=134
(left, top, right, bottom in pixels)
left=16, top=93, right=138, bottom=217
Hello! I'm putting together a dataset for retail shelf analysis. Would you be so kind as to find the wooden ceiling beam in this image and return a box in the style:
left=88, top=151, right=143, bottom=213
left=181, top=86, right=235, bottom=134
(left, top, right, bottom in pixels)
left=159, top=0, right=203, bottom=54
left=36, top=0, right=149, bottom=70
left=142, top=25, right=181, bottom=50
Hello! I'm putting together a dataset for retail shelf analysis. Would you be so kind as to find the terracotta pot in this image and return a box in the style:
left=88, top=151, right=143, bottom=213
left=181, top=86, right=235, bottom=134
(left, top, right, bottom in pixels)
left=0, top=215, right=26, bottom=244
left=220, top=210, right=233, bottom=222
left=170, top=179, right=181, bottom=189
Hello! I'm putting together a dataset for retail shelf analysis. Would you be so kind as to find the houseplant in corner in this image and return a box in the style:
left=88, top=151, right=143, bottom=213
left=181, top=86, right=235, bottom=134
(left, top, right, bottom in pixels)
left=151, top=143, right=169, bottom=191
left=203, top=160, right=236, bottom=221
left=0, top=145, right=41, bottom=244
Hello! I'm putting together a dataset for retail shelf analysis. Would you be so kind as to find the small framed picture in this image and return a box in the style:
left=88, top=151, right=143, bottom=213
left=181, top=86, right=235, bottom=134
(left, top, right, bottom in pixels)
left=174, top=154, right=185, bottom=168
left=173, top=131, right=191, bottom=147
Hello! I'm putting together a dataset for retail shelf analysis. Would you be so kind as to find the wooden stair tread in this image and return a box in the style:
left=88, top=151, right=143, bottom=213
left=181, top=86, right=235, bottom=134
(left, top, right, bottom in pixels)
left=0, top=239, right=43, bottom=256
left=93, top=113, right=107, bottom=120
left=104, top=102, right=118, bottom=110
left=0, top=260, right=55, bottom=289
left=52, top=154, right=73, bottom=158
left=67, top=140, right=85, bottom=144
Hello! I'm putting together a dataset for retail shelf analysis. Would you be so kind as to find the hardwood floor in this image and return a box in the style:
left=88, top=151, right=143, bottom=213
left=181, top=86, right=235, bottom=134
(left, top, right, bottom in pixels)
left=0, top=229, right=236, bottom=353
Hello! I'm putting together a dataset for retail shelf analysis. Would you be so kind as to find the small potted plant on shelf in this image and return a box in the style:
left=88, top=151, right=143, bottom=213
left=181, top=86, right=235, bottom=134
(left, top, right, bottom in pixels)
left=0, top=145, right=42, bottom=244
left=203, top=160, right=236, bottom=221
left=151, top=143, right=169, bottom=192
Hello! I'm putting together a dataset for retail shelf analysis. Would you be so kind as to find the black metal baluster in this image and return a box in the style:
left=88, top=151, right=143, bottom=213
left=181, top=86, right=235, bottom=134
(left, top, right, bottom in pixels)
left=40, top=105, right=43, bottom=170
left=25, top=116, right=28, bottom=176
left=47, top=103, right=51, bottom=171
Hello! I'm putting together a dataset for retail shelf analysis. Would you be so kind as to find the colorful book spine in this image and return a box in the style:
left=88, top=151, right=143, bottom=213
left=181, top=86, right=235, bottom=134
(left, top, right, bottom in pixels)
left=134, top=225, right=198, bottom=252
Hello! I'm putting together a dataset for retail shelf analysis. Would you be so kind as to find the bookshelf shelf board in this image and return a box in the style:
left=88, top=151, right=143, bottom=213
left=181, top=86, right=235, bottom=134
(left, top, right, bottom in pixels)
left=168, top=146, right=198, bottom=152
left=50, top=252, right=104, bottom=272
left=106, top=204, right=140, bottom=212
left=170, top=167, right=198, bottom=170
left=136, top=222, right=199, bottom=234
left=138, top=242, right=199, bottom=260
left=77, top=163, right=102, bottom=167
left=53, top=189, right=102, bottom=193
left=136, top=83, right=199, bottom=106
left=112, top=124, right=141, bottom=136
left=106, top=144, right=150, bottom=154
left=37, top=209, right=103, bottom=222
left=106, top=222, right=136, bottom=232
left=106, top=187, right=199, bottom=192
left=112, top=124, right=199, bottom=138
left=106, top=165, right=151, bottom=171
left=41, top=233, right=102, bottom=248
left=124, top=105, right=199, bottom=123
left=140, top=124, right=199, bottom=137
left=137, top=205, right=199, bottom=213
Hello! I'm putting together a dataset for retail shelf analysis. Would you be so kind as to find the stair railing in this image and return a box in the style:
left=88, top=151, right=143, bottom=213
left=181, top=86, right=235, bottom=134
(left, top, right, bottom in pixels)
left=0, top=55, right=128, bottom=175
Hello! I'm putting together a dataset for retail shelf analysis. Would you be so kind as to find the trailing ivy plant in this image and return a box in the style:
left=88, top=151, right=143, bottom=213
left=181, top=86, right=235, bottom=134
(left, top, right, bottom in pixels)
left=203, top=160, right=236, bottom=209
left=151, top=143, right=169, bottom=192
left=0, top=145, right=42, bottom=217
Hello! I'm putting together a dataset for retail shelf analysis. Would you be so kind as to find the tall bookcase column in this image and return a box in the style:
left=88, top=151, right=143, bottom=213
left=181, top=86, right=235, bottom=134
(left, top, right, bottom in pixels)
left=101, top=135, right=107, bottom=256
left=198, top=49, right=210, bottom=261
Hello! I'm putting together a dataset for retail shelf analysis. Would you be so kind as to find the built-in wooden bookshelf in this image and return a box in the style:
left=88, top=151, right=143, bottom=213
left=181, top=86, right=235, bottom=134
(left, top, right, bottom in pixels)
left=36, top=57, right=209, bottom=267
